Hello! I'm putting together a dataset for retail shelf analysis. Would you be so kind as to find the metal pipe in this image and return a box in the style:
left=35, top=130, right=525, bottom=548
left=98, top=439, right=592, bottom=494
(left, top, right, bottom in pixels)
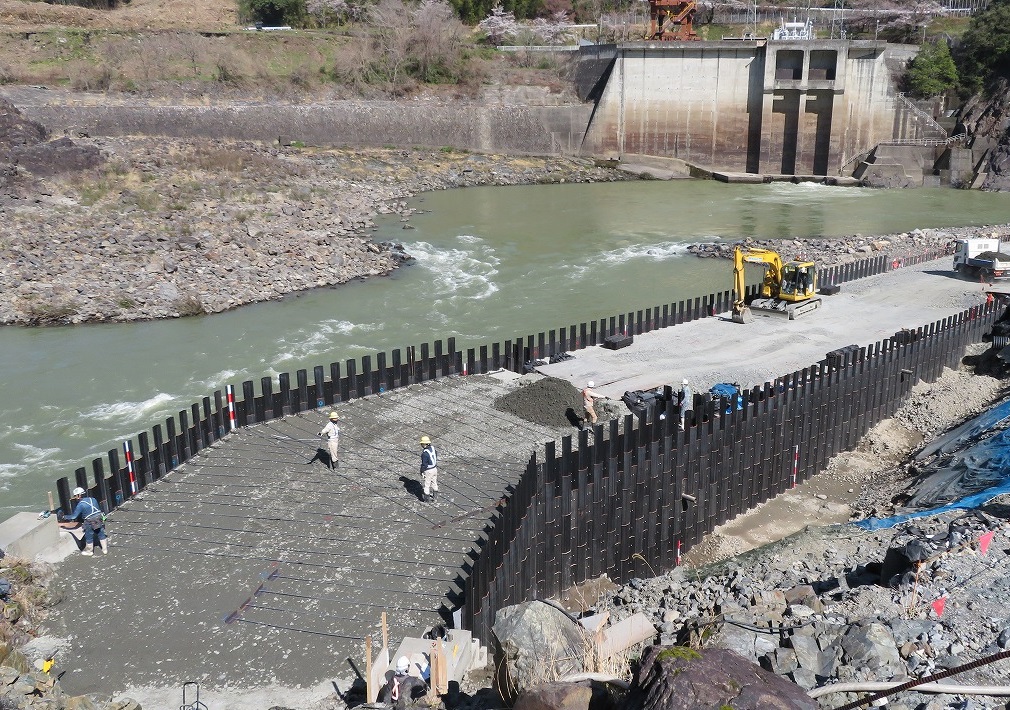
left=809, top=681, right=1010, bottom=699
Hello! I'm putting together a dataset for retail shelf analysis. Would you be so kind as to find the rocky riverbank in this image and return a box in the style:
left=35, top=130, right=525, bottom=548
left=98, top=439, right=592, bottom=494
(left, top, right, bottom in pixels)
left=0, top=99, right=630, bottom=326
left=591, top=344, right=1010, bottom=709
left=687, top=224, right=1010, bottom=266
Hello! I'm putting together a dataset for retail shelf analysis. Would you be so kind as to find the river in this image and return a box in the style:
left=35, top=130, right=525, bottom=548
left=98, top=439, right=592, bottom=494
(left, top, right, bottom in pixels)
left=3, top=181, right=1009, bottom=518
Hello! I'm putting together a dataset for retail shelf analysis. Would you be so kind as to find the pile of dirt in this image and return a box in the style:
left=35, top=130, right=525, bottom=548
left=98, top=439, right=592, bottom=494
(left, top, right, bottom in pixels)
left=492, top=377, right=581, bottom=428
left=494, top=375, right=626, bottom=429
left=495, top=376, right=584, bottom=428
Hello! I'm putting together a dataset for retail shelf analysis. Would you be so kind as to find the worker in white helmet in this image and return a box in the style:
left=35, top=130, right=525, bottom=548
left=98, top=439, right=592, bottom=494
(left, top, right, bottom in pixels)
left=378, top=655, right=427, bottom=709
left=679, top=378, right=693, bottom=431
left=419, top=435, right=438, bottom=503
left=64, top=486, right=108, bottom=557
left=581, top=380, right=600, bottom=428
left=318, top=411, right=340, bottom=470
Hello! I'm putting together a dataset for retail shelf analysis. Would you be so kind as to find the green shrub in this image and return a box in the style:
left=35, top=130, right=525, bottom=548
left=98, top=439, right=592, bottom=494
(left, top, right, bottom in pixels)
left=956, top=0, right=1010, bottom=93
left=905, top=40, right=957, bottom=98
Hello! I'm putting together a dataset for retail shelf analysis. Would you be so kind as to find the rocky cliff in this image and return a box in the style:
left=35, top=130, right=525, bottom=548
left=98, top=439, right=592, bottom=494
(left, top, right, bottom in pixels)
left=955, top=78, right=1010, bottom=191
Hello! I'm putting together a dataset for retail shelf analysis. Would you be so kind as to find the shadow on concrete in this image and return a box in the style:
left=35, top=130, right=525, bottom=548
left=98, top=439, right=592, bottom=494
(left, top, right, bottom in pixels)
left=306, top=447, right=330, bottom=467
left=399, top=475, right=426, bottom=502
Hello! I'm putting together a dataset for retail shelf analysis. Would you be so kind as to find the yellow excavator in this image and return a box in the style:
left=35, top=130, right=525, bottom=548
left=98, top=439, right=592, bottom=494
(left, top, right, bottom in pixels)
left=732, top=246, right=821, bottom=323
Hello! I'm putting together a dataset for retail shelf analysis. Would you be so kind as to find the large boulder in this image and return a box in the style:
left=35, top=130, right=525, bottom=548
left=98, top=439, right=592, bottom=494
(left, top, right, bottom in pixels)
left=492, top=600, right=590, bottom=704
left=626, top=645, right=817, bottom=710
left=514, top=680, right=623, bottom=710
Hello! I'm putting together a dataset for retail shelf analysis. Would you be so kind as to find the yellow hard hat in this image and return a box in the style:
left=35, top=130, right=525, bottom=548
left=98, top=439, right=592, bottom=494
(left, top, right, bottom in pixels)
left=420, top=435, right=431, bottom=445
left=328, top=411, right=339, bottom=420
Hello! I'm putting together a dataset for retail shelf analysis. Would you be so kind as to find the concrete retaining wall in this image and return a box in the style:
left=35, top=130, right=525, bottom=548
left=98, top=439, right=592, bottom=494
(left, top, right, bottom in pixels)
left=19, top=100, right=592, bottom=156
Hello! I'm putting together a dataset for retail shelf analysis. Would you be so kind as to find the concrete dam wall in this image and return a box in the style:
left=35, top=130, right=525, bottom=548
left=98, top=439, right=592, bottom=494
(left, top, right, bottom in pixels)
left=581, top=40, right=923, bottom=175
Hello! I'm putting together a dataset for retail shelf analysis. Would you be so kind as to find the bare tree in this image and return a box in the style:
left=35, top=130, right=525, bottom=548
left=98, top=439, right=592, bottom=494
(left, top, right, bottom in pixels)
left=411, top=0, right=467, bottom=81
left=368, top=0, right=414, bottom=86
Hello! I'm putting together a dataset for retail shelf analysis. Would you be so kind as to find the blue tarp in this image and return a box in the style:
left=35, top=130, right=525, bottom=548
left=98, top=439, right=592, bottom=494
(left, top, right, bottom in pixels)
left=856, top=396, right=1010, bottom=531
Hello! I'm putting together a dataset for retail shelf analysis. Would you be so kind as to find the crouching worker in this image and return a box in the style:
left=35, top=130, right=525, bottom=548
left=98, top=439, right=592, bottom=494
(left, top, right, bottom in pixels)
left=64, top=487, right=108, bottom=557
left=378, top=656, right=427, bottom=710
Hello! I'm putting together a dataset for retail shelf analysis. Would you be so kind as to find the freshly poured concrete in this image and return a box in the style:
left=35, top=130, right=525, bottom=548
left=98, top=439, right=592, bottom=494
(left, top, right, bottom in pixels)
left=44, top=373, right=578, bottom=704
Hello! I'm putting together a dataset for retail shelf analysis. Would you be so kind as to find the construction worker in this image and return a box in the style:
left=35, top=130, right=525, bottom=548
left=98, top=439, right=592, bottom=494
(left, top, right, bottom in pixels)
left=679, top=378, right=693, bottom=431
left=319, top=411, right=340, bottom=470
left=64, top=487, right=108, bottom=557
left=581, top=381, right=600, bottom=427
left=378, top=656, right=427, bottom=710
left=420, top=435, right=438, bottom=503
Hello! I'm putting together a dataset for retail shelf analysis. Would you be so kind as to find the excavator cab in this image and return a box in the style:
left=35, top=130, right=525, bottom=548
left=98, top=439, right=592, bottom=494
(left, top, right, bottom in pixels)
left=779, top=262, right=817, bottom=301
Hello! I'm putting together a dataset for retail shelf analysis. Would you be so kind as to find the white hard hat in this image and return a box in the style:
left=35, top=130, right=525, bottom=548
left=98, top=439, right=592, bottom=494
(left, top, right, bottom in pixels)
left=72, top=487, right=86, bottom=497
left=396, top=656, right=410, bottom=673
left=587, top=381, right=594, bottom=387
left=682, top=378, right=689, bottom=385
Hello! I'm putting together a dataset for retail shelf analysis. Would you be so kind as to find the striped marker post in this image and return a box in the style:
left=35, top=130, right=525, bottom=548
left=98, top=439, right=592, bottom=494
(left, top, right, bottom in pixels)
left=675, top=540, right=682, bottom=567
left=124, top=440, right=138, bottom=496
left=791, top=444, right=799, bottom=489
left=226, top=384, right=237, bottom=432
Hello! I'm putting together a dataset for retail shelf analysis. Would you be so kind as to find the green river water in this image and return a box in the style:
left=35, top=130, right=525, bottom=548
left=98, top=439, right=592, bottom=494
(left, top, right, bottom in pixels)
left=2, top=180, right=1009, bottom=517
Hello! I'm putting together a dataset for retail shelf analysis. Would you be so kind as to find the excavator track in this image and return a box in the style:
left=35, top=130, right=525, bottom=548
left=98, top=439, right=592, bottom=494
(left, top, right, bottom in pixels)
left=749, top=296, right=822, bottom=320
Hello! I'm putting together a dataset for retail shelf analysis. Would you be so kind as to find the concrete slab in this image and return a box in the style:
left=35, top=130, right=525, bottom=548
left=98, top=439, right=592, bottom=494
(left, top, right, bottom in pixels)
left=538, top=256, right=989, bottom=400
left=41, top=375, right=583, bottom=701
left=712, top=171, right=765, bottom=184
left=0, top=512, right=59, bottom=559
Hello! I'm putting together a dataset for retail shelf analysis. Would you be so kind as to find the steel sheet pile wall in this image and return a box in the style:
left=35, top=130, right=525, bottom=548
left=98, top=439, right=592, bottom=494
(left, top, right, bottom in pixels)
left=51, top=253, right=903, bottom=530
left=461, top=299, right=999, bottom=642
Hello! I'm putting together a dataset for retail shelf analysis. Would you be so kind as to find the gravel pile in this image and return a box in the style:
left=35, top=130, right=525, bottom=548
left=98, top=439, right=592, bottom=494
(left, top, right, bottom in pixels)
left=494, top=376, right=584, bottom=427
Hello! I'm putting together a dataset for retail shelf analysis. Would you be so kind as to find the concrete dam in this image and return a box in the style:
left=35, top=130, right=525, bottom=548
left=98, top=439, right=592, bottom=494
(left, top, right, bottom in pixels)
left=575, top=39, right=925, bottom=177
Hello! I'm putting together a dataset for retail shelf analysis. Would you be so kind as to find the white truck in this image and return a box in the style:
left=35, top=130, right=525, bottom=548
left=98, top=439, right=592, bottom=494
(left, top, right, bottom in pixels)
left=952, top=238, right=1010, bottom=280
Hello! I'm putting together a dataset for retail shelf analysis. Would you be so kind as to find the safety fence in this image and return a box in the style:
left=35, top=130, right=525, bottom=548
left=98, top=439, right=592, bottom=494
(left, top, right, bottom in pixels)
left=52, top=250, right=942, bottom=525
left=461, top=297, right=1002, bottom=642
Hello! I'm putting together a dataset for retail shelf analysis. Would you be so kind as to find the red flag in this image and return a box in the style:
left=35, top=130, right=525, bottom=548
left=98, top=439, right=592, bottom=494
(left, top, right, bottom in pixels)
left=980, top=530, right=995, bottom=555
left=931, top=597, right=946, bottom=617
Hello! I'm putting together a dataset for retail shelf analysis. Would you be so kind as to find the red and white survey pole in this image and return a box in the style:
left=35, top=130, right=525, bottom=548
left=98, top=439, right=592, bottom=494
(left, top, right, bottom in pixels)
left=123, top=440, right=138, bottom=495
left=791, top=444, right=799, bottom=489
left=226, top=384, right=237, bottom=432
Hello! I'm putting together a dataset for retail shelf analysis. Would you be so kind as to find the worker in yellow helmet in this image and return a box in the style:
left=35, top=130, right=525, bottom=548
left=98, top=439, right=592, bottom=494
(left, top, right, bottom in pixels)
left=318, top=411, right=340, bottom=470
left=419, top=435, right=438, bottom=503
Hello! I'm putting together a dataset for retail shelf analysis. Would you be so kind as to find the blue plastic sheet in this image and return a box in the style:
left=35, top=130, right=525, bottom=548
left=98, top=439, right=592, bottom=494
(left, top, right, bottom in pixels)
left=856, top=396, right=1010, bottom=531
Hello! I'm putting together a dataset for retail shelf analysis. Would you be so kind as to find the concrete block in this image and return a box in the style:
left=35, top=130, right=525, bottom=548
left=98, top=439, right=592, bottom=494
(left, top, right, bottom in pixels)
left=390, top=629, right=488, bottom=685
left=0, top=513, right=59, bottom=559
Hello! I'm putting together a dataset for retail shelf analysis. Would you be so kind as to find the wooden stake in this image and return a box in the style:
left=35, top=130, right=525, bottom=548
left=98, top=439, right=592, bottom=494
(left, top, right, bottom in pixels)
left=381, top=611, right=388, bottom=650
left=47, top=491, right=54, bottom=513
left=430, top=639, right=448, bottom=695
left=365, top=635, right=374, bottom=704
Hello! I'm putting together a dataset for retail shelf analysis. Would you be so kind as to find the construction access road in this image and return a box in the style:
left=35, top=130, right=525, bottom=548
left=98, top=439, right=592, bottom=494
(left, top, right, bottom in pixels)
left=539, top=258, right=990, bottom=398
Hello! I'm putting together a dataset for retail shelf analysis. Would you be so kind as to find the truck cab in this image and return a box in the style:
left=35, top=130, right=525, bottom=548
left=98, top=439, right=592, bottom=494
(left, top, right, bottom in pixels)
left=952, top=238, right=1010, bottom=279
